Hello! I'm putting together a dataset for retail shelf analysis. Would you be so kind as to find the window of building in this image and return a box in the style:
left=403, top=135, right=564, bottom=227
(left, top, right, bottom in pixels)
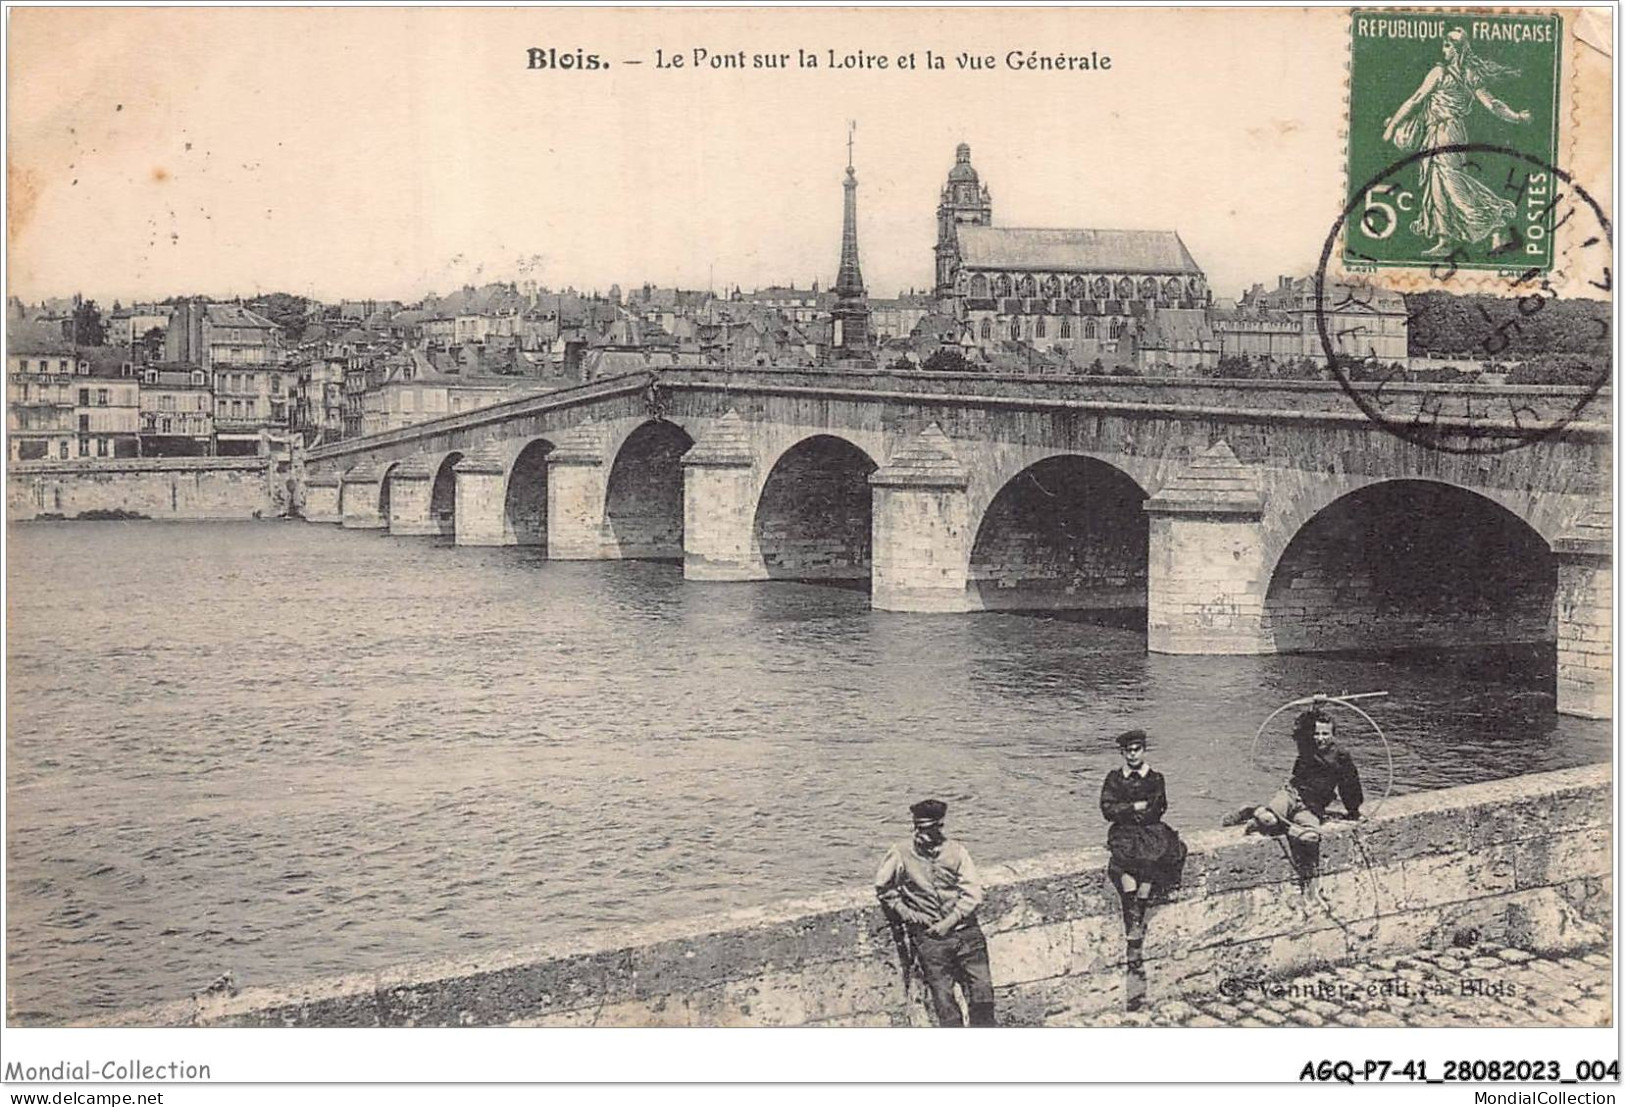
left=1016, top=275, right=1037, bottom=298
left=1085, top=319, right=1097, bottom=339
left=969, top=274, right=989, bottom=299
left=246, top=399, right=256, bottom=418
left=78, top=436, right=90, bottom=456
left=992, top=274, right=1012, bottom=298
left=97, top=438, right=109, bottom=457
left=1036, top=317, right=1047, bottom=339
left=1068, top=276, right=1088, bottom=300
left=1010, top=322, right=1020, bottom=341
left=77, top=360, right=89, bottom=375
left=145, top=368, right=158, bottom=384
left=97, top=388, right=109, bottom=406
left=1060, top=319, right=1072, bottom=339
left=1140, top=277, right=1159, bottom=301
left=160, top=417, right=172, bottom=434
left=980, top=319, right=991, bottom=340
left=1116, top=278, right=1135, bottom=300
left=58, top=359, right=69, bottom=373
left=232, top=400, right=243, bottom=418
left=218, top=399, right=228, bottom=416
left=21, top=383, right=30, bottom=401
left=60, top=441, right=70, bottom=460
left=192, top=370, right=205, bottom=387
left=79, top=388, right=90, bottom=406
left=1042, top=275, right=1062, bottom=298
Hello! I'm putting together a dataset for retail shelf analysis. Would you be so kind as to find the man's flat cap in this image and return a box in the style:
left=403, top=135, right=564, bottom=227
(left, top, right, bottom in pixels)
left=910, top=799, right=948, bottom=823
left=1114, top=729, right=1149, bottom=750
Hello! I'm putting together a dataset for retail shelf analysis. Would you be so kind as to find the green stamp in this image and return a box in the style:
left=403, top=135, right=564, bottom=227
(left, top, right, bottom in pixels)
left=1345, top=11, right=1563, bottom=272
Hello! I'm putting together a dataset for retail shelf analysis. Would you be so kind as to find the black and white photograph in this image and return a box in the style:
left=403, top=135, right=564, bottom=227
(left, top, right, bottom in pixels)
left=2, top=3, right=1616, bottom=1094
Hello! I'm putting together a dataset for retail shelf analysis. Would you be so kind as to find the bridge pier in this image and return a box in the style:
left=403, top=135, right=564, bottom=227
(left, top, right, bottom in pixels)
left=340, top=465, right=387, bottom=529
left=453, top=447, right=514, bottom=546
left=547, top=420, right=615, bottom=560
left=1145, top=442, right=1268, bottom=654
left=387, top=459, right=440, bottom=536
left=304, top=472, right=342, bottom=524
left=682, top=411, right=766, bottom=581
left=1555, top=505, right=1611, bottom=719
left=870, top=425, right=972, bottom=613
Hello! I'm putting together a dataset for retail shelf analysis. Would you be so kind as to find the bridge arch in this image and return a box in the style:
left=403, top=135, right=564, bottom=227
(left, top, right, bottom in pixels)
left=377, top=460, right=403, bottom=520
left=603, top=420, right=695, bottom=559
left=967, top=453, right=1150, bottom=616
left=429, top=451, right=464, bottom=533
left=503, top=437, right=555, bottom=546
left=1261, top=478, right=1557, bottom=655
left=754, top=433, right=878, bottom=583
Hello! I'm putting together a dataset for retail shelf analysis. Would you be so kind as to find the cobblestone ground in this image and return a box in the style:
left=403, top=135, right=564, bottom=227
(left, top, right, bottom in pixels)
left=1043, top=943, right=1613, bottom=1028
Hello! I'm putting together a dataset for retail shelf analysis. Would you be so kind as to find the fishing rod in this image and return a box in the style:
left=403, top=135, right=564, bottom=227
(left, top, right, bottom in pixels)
left=1249, top=691, right=1394, bottom=817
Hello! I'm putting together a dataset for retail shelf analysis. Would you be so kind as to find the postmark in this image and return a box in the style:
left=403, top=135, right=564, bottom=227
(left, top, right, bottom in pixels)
left=1315, top=144, right=1611, bottom=456
left=1345, top=11, right=1563, bottom=274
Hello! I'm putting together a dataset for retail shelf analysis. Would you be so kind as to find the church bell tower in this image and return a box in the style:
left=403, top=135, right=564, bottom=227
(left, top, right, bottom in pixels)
left=934, top=142, right=993, bottom=298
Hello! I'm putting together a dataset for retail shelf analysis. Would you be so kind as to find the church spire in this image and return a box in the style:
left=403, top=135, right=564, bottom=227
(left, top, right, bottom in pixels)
left=832, top=121, right=871, bottom=361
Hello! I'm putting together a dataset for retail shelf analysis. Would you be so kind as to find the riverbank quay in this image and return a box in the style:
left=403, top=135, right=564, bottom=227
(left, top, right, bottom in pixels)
left=88, top=762, right=1609, bottom=1028
left=1039, top=942, right=1613, bottom=1028
left=7, top=456, right=285, bottom=521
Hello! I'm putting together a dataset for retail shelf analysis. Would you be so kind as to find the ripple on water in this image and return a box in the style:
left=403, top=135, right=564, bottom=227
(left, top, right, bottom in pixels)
left=4, top=521, right=1611, bottom=1022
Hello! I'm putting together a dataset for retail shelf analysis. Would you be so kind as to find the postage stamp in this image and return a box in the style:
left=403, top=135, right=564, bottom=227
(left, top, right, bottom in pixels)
left=1345, top=10, right=1564, bottom=273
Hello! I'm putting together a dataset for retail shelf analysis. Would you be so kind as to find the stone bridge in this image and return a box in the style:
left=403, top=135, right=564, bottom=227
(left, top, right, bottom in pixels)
left=302, top=369, right=1612, bottom=718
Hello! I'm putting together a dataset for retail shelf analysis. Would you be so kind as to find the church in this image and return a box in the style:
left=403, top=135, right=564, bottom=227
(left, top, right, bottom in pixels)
left=933, top=143, right=1217, bottom=371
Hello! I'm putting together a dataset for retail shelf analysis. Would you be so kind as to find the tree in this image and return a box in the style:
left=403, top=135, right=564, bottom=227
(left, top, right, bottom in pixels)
left=72, top=299, right=107, bottom=346
left=921, top=348, right=972, bottom=374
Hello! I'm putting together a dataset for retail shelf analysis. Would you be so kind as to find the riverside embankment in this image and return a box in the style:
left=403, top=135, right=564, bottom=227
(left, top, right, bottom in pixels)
left=96, top=762, right=1610, bottom=1027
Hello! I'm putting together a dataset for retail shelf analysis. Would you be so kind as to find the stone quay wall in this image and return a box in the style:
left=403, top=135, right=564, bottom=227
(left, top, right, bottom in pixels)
left=7, top=457, right=280, bottom=522
left=104, top=763, right=1611, bottom=1028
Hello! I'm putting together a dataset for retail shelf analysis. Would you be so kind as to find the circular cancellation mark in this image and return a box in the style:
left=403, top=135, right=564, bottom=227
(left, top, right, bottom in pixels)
left=1315, top=144, right=1612, bottom=456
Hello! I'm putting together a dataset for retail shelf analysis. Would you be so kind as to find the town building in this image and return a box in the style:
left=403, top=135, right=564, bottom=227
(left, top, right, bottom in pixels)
left=108, top=303, right=171, bottom=349
left=138, top=363, right=214, bottom=456
left=162, top=301, right=290, bottom=454
left=869, top=294, right=937, bottom=342
left=1213, top=275, right=1409, bottom=365
left=733, top=285, right=828, bottom=325
left=360, top=350, right=550, bottom=436
left=7, top=326, right=139, bottom=460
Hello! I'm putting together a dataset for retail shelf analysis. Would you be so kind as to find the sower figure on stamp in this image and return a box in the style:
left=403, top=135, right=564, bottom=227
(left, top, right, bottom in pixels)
left=1381, top=27, right=1532, bottom=257
left=874, top=799, right=996, bottom=1027
left=1225, top=708, right=1364, bottom=871
left=1100, top=730, right=1187, bottom=943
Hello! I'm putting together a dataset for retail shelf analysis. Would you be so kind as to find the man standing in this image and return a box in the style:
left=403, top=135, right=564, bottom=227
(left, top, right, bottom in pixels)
left=874, top=799, right=996, bottom=1027
left=1227, top=708, right=1364, bottom=862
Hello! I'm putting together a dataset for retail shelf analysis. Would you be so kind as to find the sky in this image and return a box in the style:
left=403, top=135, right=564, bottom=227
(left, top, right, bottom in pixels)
left=4, top=7, right=1608, bottom=306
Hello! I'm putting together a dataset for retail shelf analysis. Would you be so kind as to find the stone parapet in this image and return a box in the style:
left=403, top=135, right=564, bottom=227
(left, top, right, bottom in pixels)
left=93, top=764, right=1611, bottom=1028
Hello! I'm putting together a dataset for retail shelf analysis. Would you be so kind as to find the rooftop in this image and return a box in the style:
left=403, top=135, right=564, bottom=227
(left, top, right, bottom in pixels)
left=957, top=227, right=1203, bottom=275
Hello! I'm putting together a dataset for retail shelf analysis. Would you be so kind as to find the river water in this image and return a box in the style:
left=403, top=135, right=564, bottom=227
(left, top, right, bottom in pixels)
left=4, top=521, right=1610, bottom=1023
